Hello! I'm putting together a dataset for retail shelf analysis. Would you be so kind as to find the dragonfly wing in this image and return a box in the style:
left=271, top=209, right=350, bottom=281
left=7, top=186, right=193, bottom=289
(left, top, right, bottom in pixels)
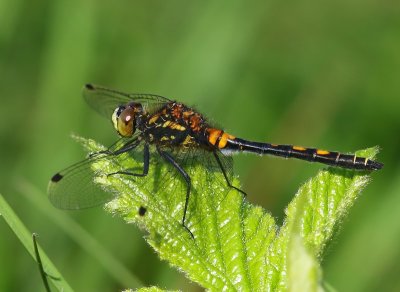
left=83, top=84, right=172, bottom=119
left=153, top=145, right=235, bottom=203
left=48, top=154, right=116, bottom=209
left=48, top=137, right=139, bottom=209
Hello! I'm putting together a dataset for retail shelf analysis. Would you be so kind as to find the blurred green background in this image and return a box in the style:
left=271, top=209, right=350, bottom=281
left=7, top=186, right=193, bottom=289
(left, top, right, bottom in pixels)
left=1, top=0, right=399, bottom=291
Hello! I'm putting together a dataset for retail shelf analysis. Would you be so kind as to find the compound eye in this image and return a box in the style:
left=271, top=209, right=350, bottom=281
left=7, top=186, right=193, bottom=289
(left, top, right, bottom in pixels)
left=112, top=106, right=136, bottom=137
left=116, top=106, right=125, bottom=117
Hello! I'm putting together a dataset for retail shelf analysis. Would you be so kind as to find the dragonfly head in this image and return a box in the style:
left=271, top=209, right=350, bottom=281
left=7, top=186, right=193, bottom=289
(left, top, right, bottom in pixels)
left=112, top=103, right=142, bottom=137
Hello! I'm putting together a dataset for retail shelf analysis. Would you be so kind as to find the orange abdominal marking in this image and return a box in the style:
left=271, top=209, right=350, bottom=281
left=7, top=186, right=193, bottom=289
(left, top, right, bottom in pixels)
left=316, top=149, right=330, bottom=155
left=206, top=129, right=235, bottom=148
left=293, top=146, right=306, bottom=151
left=218, top=133, right=235, bottom=149
left=207, top=128, right=222, bottom=146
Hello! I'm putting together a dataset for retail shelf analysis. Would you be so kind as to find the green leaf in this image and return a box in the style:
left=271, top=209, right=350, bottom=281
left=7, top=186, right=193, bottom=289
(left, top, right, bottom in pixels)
left=286, top=147, right=379, bottom=256
left=287, top=233, right=322, bottom=292
left=286, top=176, right=322, bottom=292
left=0, top=194, right=73, bottom=292
left=80, top=137, right=380, bottom=291
left=126, top=287, right=178, bottom=292
left=269, top=148, right=379, bottom=290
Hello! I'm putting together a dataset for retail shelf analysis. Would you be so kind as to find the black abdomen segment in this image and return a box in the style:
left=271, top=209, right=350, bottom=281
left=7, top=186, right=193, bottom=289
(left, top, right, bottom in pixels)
left=227, top=138, right=383, bottom=170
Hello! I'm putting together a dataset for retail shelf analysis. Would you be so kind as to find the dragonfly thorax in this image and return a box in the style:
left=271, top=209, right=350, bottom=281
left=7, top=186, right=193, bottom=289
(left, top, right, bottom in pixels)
left=112, top=102, right=143, bottom=137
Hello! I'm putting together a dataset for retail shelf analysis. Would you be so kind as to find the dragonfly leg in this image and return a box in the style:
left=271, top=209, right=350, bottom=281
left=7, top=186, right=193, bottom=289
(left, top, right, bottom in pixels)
left=156, top=146, right=194, bottom=239
left=112, top=138, right=142, bottom=155
left=89, top=138, right=141, bottom=158
left=213, top=151, right=247, bottom=198
left=108, top=143, right=150, bottom=177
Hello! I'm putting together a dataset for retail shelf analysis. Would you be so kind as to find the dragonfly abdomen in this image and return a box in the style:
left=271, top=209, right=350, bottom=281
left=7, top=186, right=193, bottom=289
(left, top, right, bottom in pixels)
left=226, top=137, right=383, bottom=171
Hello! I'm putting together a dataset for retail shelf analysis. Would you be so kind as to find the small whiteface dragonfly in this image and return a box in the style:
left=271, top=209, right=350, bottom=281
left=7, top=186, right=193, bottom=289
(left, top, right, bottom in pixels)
left=48, top=84, right=383, bottom=237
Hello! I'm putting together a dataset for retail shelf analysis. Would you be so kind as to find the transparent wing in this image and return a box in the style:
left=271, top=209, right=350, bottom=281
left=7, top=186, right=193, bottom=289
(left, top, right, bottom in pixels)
left=141, top=145, right=235, bottom=227
left=155, top=145, right=234, bottom=198
left=48, top=137, right=139, bottom=209
left=82, top=84, right=172, bottom=119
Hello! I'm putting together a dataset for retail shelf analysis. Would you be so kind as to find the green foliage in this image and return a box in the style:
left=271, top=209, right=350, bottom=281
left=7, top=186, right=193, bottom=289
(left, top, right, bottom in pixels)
left=1, top=0, right=398, bottom=290
left=82, top=137, right=380, bottom=291
left=0, top=194, right=73, bottom=292
left=128, top=287, right=178, bottom=292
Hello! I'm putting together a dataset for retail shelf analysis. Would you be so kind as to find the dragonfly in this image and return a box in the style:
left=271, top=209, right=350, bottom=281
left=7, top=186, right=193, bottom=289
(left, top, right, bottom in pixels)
left=48, top=84, right=383, bottom=237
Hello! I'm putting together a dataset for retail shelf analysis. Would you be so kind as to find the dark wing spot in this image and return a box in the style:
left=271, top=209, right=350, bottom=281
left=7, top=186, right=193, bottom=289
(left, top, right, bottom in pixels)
left=85, top=83, right=95, bottom=90
left=138, top=206, right=147, bottom=216
left=51, top=173, right=63, bottom=182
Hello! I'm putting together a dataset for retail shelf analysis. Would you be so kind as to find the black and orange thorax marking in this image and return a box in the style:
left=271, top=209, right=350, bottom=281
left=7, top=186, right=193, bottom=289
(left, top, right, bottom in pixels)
left=169, top=103, right=237, bottom=150
left=144, top=102, right=237, bottom=150
left=144, top=103, right=207, bottom=146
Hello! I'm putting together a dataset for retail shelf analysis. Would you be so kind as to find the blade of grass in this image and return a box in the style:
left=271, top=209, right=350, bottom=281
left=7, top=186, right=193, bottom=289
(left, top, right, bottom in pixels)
left=15, top=179, right=145, bottom=289
left=0, top=193, right=73, bottom=292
